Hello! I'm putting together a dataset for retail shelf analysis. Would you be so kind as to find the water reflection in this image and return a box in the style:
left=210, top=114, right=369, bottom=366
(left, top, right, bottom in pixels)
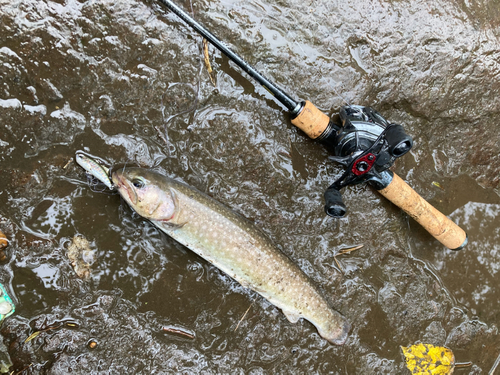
left=21, top=196, right=74, bottom=240
left=31, top=263, right=61, bottom=289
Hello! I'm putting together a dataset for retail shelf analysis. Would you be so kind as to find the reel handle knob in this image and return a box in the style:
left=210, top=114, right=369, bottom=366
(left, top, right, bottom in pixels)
left=324, top=186, right=347, bottom=218
left=376, top=172, right=468, bottom=250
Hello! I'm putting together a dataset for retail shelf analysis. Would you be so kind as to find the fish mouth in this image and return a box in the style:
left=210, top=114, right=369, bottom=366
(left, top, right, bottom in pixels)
left=111, top=172, right=138, bottom=205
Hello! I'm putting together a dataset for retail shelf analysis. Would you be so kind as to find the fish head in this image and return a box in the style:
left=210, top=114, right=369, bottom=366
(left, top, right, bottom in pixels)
left=111, top=167, right=176, bottom=222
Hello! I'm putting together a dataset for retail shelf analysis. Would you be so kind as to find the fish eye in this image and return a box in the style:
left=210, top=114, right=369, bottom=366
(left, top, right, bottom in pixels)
left=132, top=178, right=145, bottom=189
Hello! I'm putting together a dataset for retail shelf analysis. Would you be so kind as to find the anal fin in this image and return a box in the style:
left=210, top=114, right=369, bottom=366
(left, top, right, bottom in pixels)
left=282, top=309, right=301, bottom=323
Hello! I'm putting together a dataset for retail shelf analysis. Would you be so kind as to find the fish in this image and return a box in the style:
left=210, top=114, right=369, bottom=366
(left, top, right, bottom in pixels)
left=111, top=167, right=350, bottom=345
left=75, top=151, right=113, bottom=189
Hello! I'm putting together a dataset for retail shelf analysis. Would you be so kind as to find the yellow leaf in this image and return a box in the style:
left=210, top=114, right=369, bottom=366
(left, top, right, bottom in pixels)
left=432, top=181, right=444, bottom=190
left=24, top=331, right=41, bottom=343
left=202, top=38, right=216, bottom=86
left=202, top=38, right=212, bottom=74
left=401, top=343, right=455, bottom=375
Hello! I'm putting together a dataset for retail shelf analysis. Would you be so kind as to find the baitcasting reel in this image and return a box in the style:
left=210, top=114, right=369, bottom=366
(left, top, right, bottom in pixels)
left=323, top=105, right=413, bottom=217
left=157, top=0, right=468, bottom=250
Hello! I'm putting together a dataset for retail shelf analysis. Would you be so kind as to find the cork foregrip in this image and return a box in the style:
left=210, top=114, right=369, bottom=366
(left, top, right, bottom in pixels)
left=291, top=100, right=330, bottom=139
left=378, top=173, right=467, bottom=249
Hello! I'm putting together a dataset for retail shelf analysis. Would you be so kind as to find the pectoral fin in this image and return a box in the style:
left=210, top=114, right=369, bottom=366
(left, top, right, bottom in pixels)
left=161, top=220, right=186, bottom=230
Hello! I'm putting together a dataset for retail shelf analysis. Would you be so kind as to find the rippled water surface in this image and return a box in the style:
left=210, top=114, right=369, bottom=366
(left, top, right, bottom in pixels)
left=0, top=0, right=500, bottom=373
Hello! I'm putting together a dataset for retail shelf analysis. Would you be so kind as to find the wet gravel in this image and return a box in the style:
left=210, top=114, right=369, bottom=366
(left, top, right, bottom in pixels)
left=0, top=0, right=500, bottom=373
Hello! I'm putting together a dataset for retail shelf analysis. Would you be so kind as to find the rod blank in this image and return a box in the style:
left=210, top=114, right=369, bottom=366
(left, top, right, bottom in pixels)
left=157, top=0, right=300, bottom=112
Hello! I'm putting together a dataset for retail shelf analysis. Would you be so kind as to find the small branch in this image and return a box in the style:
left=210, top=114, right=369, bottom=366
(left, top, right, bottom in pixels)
left=234, top=301, right=254, bottom=332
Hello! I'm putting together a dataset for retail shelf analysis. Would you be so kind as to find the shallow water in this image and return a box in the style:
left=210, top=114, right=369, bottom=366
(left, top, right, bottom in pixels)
left=0, top=0, right=500, bottom=373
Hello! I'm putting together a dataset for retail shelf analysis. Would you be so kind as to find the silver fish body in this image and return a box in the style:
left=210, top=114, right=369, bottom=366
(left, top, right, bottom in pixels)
left=75, top=151, right=113, bottom=189
left=111, top=167, right=350, bottom=345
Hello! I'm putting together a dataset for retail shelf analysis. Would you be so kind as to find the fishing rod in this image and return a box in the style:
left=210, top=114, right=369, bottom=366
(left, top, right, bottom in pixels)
left=157, top=0, right=468, bottom=250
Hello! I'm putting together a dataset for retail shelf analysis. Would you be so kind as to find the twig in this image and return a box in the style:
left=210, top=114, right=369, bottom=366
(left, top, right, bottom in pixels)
left=162, top=326, right=195, bottom=340
left=24, top=324, right=62, bottom=343
left=455, top=362, right=472, bottom=368
left=338, top=244, right=364, bottom=255
left=154, top=125, right=169, bottom=146
left=234, top=301, right=254, bottom=332
left=489, top=352, right=500, bottom=375
left=334, top=244, right=364, bottom=272
left=333, top=256, right=342, bottom=271
left=63, top=158, right=73, bottom=169
left=11, top=363, right=33, bottom=375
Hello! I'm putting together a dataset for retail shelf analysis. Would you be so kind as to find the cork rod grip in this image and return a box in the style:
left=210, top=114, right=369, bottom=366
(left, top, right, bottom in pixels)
left=378, top=173, right=467, bottom=250
left=290, top=101, right=331, bottom=139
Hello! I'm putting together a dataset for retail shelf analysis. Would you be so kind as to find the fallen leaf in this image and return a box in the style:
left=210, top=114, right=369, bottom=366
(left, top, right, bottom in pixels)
left=67, top=235, right=94, bottom=280
left=0, top=230, right=8, bottom=250
left=432, top=181, right=444, bottom=190
left=24, top=331, right=41, bottom=343
left=203, top=38, right=212, bottom=74
left=203, top=38, right=216, bottom=86
left=401, top=343, right=455, bottom=375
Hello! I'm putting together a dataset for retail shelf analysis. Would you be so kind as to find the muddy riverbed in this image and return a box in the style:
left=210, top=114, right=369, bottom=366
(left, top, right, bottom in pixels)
left=0, top=0, right=500, bottom=373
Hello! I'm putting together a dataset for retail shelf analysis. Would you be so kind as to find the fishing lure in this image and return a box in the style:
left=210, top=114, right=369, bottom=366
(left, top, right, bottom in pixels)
left=75, top=151, right=113, bottom=189
left=0, top=283, right=15, bottom=322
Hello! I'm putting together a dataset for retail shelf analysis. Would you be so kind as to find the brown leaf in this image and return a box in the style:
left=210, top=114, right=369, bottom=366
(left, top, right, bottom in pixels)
left=0, top=230, right=8, bottom=250
left=203, top=38, right=216, bottom=86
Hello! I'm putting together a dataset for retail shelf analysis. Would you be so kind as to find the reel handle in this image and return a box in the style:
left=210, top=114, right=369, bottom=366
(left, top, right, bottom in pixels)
left=375, top=172, right=468, bottom=250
